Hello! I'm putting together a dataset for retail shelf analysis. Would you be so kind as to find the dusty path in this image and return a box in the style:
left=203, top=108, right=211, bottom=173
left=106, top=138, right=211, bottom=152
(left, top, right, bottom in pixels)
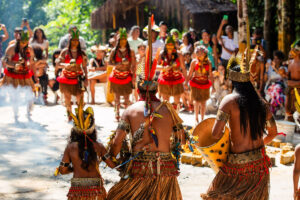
left=0, top=87, right=294, bottom=199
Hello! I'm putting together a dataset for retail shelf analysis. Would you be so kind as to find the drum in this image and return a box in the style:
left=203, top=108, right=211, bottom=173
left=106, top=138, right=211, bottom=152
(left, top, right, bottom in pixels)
left=192, top=118, right=230, bottom=173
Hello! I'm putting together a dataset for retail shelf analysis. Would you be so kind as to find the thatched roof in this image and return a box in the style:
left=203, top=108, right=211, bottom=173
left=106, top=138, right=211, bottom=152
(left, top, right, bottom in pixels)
left=91, top=0, right=237, bottom=30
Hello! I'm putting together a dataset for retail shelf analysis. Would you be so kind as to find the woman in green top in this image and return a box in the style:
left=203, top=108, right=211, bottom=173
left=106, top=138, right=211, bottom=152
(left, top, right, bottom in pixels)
left=199, top=29, right=217, bottom=70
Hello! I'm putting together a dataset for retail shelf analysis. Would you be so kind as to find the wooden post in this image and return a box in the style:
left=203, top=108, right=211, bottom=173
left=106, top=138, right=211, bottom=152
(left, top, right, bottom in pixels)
left=264, top=0, right=272, bottom=58
left=237, top=0, right=248, bottom=53
left=113, top=13, right=116, bottom=29
left=136, top=6, right=140, bottom=26
left=277, top=0, right=294, bottom=57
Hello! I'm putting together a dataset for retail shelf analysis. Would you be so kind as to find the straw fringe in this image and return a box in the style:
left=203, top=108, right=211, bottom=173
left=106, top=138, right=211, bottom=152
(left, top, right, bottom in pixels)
left=159, top=83, right=184, bottom=96
left=191, top=87, right=210, bottom=102
left=59, top=83, right=83, bottom=96
left=201, top=148, right=271, bottom=200
left=1, top=75, right=34, bottom=89
left=110, top=82, right=132, bottom=96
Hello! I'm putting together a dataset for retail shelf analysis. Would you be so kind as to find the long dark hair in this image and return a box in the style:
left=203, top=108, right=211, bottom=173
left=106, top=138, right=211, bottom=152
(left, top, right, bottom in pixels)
left=113, top=39, right=131, bottom=60
left=68, top=39, right=86, bottom=58
left=183, top=32, right=194, bottom=46
left=31, top=44, right=43, bottom=60
left=52, top=49, right=61, bottom=66
left=69, top=128, right=98, bottom=171
left=231, top=66, right=267, bottom=140
left=32, top=28, right=47, bottom=42
left=15, top=39, right=29, bottom=60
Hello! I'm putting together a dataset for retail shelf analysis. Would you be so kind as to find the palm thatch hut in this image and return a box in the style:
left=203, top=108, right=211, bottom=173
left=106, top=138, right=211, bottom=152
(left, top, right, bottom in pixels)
left=91, top=0, right=237, bottom=33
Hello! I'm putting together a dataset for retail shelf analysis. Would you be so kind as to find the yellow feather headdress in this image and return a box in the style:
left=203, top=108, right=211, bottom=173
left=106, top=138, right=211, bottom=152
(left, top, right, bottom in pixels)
left=227, top=17, right=261, bottom=82
left=68, top=98, right=95, bottom=134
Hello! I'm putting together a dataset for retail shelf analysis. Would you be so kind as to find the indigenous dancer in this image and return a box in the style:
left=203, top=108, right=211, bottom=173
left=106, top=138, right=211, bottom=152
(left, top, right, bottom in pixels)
left=106, top=16, right=186, bottom=200
left=1, top=31, right=36, bottom=121
left=286, top=40, right=300, bottom=121
left=294, top=144, right=300, bottom=200
left=201, top=48, right=278, bottom=199
left=56, top=30, right=88, bottom=119
left=88, top=45, right=107, bottom=104
left=187, top=45, right=212, bottom=123
left=158, top=36, right=187, bottom=111
left=109, top=28, right=136, bottom=121
left=56, top=99, right=115, bottom=200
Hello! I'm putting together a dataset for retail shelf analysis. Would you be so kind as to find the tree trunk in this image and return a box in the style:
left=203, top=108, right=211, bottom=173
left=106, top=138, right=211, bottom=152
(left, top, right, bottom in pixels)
left=264, top=0, right=272, bottom=58
left=237, top=0, right=248, bottom=52
left=278, top=0, right=295, bottom=58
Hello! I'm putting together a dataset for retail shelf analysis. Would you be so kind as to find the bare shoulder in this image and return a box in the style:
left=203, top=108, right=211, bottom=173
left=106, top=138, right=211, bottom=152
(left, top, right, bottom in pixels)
left=219, top=93, right=238, bottom=112
left=191, top=59, right=197, bottom=65
left=67, top=142, right=78, bottom=151
left=177, top=51, right=183, bottom=57
left=122, top=101, right=144, bottom=118
left=6, top=44, right=15, bottom=53
left=295, top=144, right=300, bottom=156
left=60, top=48, right=68, bottom=55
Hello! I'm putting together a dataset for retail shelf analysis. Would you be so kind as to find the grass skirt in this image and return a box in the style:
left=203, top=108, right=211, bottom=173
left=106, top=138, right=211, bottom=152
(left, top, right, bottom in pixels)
left=159, top=83, right=184, bottom=96
left=110, top=82, right=132, bottom=96
left=59, top=83, right=82, bottom=96
left=191, top=87, right=210, bottom=102
left=201, top=147, right=271, bottom=200
left=67, top=178, right=106, bottom=200
left=107, top=152, right=182, bottom=200
left=1, top=75, right=34, bottom=90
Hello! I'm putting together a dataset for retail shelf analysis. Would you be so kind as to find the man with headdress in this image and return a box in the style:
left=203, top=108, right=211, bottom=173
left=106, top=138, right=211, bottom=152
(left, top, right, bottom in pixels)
left=285, top=40, right=300, bottom=122
left=201, top=47, right=278, bottom=199
left=157, top=36, right=188, bottom=111
left=106, top=16, right=186, bottom=200
left=56, top=98, right=115, bottom=199
left=56, top=29, right=88, bottom=120
left=1, top=30, right=36, bottom=121
left=108, top=28, right=136, bottom=121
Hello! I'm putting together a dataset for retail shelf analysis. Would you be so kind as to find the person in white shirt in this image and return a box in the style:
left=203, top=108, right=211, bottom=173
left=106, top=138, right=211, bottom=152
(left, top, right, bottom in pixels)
left=142, top=24, right=164, bottom=59
left=127, top=25, right=143, bottom=54
left=58, top=25, right=87, bottom=51
left=217, top=19, right=238, bottom=67
left=29, top=28, right=49, bottom=59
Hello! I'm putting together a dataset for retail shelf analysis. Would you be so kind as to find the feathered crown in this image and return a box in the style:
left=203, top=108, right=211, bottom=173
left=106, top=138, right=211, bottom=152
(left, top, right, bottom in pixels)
left=166, top=36, right=175, bottom=45
left=119, top=28, right=127, bottom=40
left=68, top=98, right=95, bottom=134
left=71, top=29, right=80, bottom=40
left=20, top=31, right=29, bottom=42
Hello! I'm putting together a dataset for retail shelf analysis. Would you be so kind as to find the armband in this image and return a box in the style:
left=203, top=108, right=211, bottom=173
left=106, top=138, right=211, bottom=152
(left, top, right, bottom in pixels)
left=117, top=120, right=131, bottom=133
left=216, top=109, right=230, bottom=122
left=60, top=162, right=70, bottom=167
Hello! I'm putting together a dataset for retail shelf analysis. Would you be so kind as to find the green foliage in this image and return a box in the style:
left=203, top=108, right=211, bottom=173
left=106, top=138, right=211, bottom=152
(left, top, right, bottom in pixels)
left=42, top=0, right=105, bottom=57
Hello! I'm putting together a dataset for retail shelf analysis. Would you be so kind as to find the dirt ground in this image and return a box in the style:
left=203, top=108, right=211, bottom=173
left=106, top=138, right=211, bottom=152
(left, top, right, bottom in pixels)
left=0, top=86, right=295, bottom=200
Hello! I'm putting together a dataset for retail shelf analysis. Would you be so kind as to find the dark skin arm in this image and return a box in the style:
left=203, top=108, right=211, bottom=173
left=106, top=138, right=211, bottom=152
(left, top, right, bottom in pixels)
left=187, top=59, right=196, bottom=82
left=294, top=145, right=300, bottom=199
left=263, top=106, right=278, bottom=145
left=93, top=142, right=116, bottom=168
left=59, top=145, right=73, bottom=175
left=111, top=110, right=130, bottom=157
left=130, top=50, right=136, bottom=86
left=212, top=95, right=231, bottom=140
left=178, top=52, right=188, bottom=87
